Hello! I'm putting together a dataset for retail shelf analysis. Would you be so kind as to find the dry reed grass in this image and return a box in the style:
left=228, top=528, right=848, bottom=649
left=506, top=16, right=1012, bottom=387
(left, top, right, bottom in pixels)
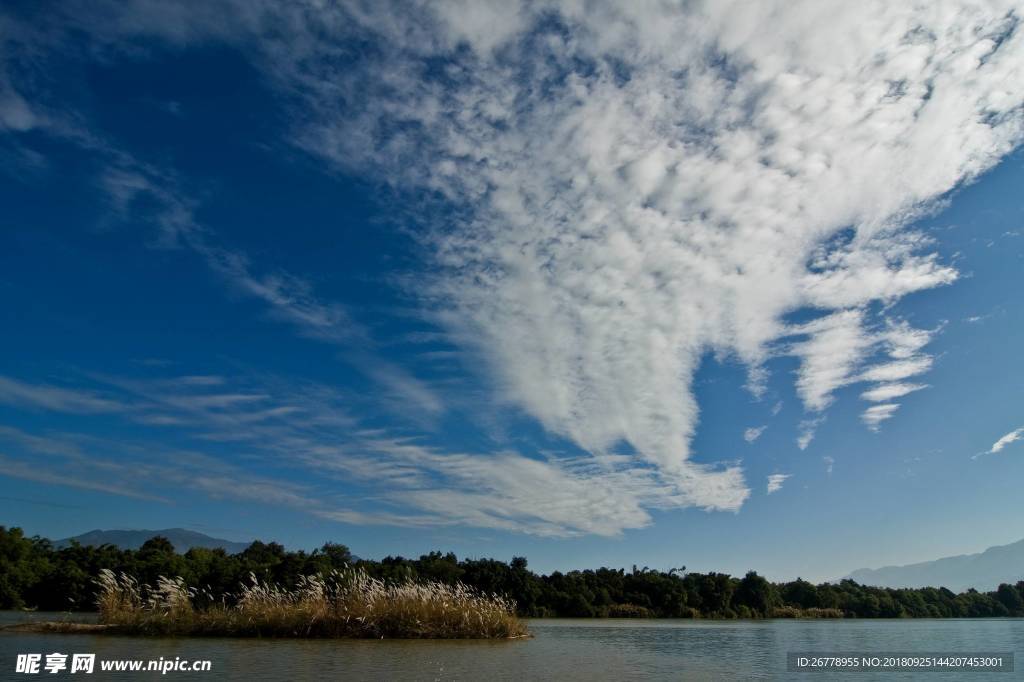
left=95, top=569, right=529, bottom=639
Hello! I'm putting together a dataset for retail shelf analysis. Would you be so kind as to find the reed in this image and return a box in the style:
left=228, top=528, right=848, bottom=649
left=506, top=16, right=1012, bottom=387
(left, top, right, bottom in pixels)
left=95, top=568, right=529, bottom=639
left=768, top=605, right=846, bottom=619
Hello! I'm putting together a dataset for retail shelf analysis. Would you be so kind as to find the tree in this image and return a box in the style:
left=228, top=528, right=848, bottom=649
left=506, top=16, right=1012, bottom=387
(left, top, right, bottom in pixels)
left=995, top=583, right=1023, bottom=616
left=318, top=543, right=353, bottom=569
left=135, top=536, right=186, bottom=587
left=734, top=571, right=780, bottom=616
left=782, top=578, right=819, bottom=609
left=697, top=573, right=734, bottom=615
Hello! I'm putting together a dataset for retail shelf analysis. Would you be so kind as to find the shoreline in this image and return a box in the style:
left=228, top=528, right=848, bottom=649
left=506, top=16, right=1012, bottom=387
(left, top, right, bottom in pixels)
left=1, top=621, right=534, bottom=639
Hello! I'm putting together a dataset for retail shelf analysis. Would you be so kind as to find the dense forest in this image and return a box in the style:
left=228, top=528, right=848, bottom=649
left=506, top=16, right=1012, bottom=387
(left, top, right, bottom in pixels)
left=2, top=527, right=1022, bottom=619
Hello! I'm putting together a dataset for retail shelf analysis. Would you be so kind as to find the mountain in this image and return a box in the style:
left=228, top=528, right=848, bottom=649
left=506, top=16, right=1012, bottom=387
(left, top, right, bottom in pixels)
left=55, top=528, right=252, bottom=555
left=845, top=538, right=1024, bottom=592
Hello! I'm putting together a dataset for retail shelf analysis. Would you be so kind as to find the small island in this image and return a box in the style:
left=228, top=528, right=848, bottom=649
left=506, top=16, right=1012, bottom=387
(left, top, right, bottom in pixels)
left=7, top=568, right=528, bottom=639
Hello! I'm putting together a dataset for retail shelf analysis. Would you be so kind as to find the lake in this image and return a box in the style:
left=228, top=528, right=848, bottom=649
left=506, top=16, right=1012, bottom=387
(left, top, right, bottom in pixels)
left=1, top=612, right=1021, bottom=680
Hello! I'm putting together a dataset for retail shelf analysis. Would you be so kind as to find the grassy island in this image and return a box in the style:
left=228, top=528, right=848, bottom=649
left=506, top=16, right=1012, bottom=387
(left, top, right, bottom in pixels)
left=80, top=569, right=528, bottom=639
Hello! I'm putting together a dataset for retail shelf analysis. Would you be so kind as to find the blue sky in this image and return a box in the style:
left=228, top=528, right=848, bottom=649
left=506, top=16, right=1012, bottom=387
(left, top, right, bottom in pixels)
left=1, top=1, right=1023, bottom=582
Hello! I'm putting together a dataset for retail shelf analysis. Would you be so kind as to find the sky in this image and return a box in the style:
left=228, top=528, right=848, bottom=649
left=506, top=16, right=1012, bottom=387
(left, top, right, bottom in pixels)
left=0, top=0, right=1023, bottom=583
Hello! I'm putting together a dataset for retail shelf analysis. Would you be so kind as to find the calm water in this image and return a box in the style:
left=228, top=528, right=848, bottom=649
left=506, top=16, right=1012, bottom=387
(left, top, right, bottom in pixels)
left=1, top=612, right=1021, bottom=680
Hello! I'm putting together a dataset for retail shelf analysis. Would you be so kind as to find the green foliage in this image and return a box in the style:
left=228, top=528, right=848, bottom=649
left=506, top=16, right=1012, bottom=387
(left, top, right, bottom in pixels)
left=735, top=571, right=780, bottom=614
left=1, top=526, right=1022, bottom=619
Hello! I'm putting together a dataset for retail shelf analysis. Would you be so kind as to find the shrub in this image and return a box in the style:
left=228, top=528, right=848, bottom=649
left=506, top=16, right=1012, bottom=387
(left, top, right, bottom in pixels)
left=602, top=603, right=653, bottom=618
left=769, top=605, right=844, bottom=619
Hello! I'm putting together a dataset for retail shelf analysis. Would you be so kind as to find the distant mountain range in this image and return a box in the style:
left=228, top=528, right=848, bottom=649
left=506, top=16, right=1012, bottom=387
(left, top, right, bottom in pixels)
left=845, top=537, right=1024, bottom=592
left=55, top=528, right=252, bottom=555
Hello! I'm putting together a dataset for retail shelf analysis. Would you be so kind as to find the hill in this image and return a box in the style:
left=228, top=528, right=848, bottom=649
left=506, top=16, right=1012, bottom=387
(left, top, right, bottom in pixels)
left=846, top=538, right=1024, bottom=592
left=55, top=528, right=252, bottom=554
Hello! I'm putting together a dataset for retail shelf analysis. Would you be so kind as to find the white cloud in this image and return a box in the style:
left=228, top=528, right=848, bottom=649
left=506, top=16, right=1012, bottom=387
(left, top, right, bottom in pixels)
left=797, top=418, right=823, bottom=451
left=0, top=454, right=167, bottom=502
left=882, top=322, right=934, bottom=360
left=823, top=456, right=834, bottom=475
left=990, top=428, right=1024, bottom=453
left=275, top=0, right=1023, bottom=501
left=788, top=314, right=937, bottom=430
left=362, top=361, right=446, bottom=422
left=101, top=168, right=361, bottom=343
left=862, top=404, right=901, bottom=431
left=0, top=376, right=125, bottom=414
left=975, top=426, right=1024, bottom=458
left=860, top=357, right=934, bottom=384
left=354, top=439, right=746, bottom=535
left=766, top=473, right=791, bottom=495
left=860, top=383, right=928, bottom=402
left=744, top=426, right=766, bottom=443
left=790, top=310, right=875, bottom=412
left=0, top=422, right=326, bottom=509
left=0, top=371, right=748, bottom=536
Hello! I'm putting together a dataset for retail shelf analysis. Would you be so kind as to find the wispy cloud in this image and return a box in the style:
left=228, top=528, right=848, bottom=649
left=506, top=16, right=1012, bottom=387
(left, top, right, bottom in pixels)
left=102, top=164, right=446, bottom=425
left=797, top=418, right=824, bottom=451
left=860, top=383, right=928, bottom=403
left=790, top=310, right=875, bottom=413
left=0, top=370, right=748, bottom=536
left=766, top=474, right=791, bottom=495
left=361, top=360, right=446, bottom=422
left=197, top=241, right=359, bottom=345
left=102, top=167, right=361, bottom=342
left=974, top=426, right=1024, bottom=459
left=744, top=426, right=766, bottom=444
left=789, top=315, right=938, bottom=431
left=0, top=452, right=168, bottom=502
left=0, top=376, right=125, bottom=414
left=990, top=428, right=1024, bottom=454
left=0, top=423, right=325, bottom=510
left=0, top=425, right=85, bottom=458
left=862, top=404, right=901, bottom=431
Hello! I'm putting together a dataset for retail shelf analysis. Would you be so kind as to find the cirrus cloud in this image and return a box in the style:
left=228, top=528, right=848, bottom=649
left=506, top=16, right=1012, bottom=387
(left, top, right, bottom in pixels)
left=974, top=426, right=1024, bottom=459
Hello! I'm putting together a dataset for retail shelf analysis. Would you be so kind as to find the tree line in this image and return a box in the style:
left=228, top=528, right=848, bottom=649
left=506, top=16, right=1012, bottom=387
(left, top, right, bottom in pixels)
left=2, top=526, right=1022, bottom=618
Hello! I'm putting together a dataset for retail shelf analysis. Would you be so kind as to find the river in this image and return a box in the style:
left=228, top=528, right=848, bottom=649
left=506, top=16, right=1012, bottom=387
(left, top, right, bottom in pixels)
left=1, top=612, right=1021, bottom=680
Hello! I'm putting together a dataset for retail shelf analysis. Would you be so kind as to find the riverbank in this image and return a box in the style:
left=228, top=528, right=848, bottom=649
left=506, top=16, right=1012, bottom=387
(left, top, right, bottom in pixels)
left=3, top=622, right=116, bottom=634
left=1, top=621, right=531, bottom=639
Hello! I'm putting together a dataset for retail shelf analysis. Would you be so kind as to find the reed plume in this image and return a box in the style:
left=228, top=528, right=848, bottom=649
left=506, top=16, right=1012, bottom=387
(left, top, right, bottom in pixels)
left=95, top=568, right=528, bottom=639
